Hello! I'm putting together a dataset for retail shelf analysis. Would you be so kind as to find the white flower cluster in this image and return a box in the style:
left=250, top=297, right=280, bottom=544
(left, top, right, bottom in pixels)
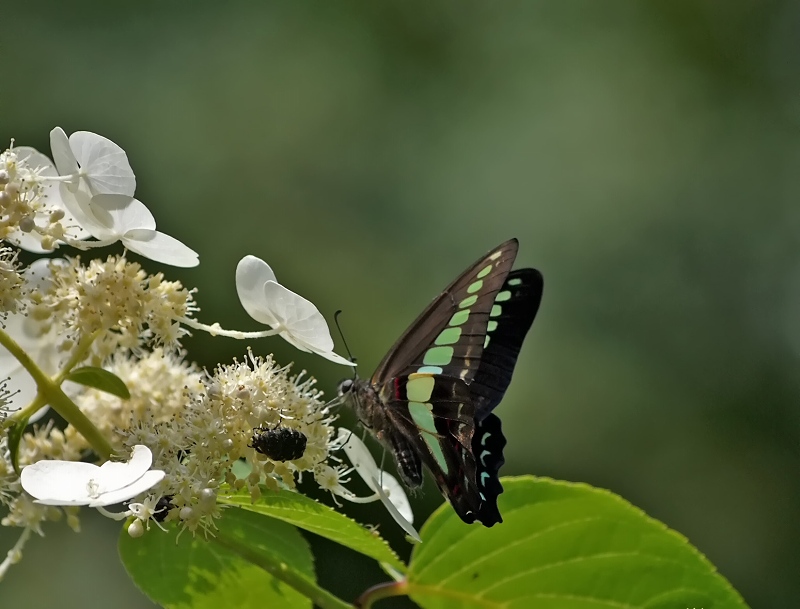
left=0, top=128, right=415, bottom=581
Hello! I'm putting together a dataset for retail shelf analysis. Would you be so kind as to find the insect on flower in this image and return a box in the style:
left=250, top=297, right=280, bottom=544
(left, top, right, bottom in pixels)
left=249, top=425, right=308, bottom=462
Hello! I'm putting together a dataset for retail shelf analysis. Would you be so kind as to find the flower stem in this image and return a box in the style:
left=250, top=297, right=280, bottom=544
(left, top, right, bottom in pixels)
left=177, top=316, right=280, bottom=339
left=0, top=326, right=113, bottom=460
left=54, top=329, right=101, bottom=383
left=213, top=528, right=352, bottom=609
left=354, top=580, right=410, bottom=608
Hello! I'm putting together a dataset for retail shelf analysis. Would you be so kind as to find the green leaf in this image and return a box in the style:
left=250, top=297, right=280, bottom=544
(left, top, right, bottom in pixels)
left=407, top=476, right=749, bottom=609
left=6, top=416, right=29, bottom=475
left=119, top=507, right=317, bottom=609
left=219, top=488, right=405, bottom=572
left=66, top=366, right=131, bottom=399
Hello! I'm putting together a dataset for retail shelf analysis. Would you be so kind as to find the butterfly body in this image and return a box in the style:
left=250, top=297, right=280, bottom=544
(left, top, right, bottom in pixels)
left=339, top=239, right=542, bottom=526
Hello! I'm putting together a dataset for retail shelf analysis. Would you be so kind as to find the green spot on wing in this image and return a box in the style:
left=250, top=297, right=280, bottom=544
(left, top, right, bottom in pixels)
left=409, top=402, right=437, bottom=434
left=467, top=280, right=483, bottom=294
left=406, top=376, right=435, bottom=403
left=508, top=277, right=522, bottom=286
left=484, top=335, right=490, bottom=348
left=495, top=290, right=511, bottom=302
left=418, top=366, right=443, bottom=374
left=476, top=264, right=493, bottom=279
left=459, top=295, right=478, bottom=308
left=435, top=327, right=461, bottom=346
left=449, top=310, right=469, bottom=326
left=409, top=402, right=449, bottom=472
left=487, top=320, right=498, bottom=332
left=490, top=304, right=501, bottom=317
left=423, top=346, right=454, bottom=366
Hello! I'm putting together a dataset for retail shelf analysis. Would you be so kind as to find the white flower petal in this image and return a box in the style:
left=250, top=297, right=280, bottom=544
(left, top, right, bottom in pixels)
left=263, top=281, right=353, bottom=365
left=93, top=445, right=154, bottom=492
left=338, top=429, right=416, bottom=529
left=123, top=229, right=200, bottom=267
left=21, top=460, right=99, bottom=505
left=49, top=127, right=78, bottom=179
left=338, top=428, right=381, bottom=483
left=68, top=131, right=136, bottom=196
left=236, top=255, right=279, bottom=325
left=90, top=195, right=155, bottom=233
left=88, top=470, right=165, bottom=507
left=59, top=182, right=109, bottom=238
left=370, top=474, right=420, bottom=542
left=376, top=471, right=414, bottom=525
left=21, top=445, right=163, bottom=507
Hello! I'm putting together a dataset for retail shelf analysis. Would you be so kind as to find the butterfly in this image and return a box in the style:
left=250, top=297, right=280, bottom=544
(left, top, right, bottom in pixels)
left=250, top=426, right=308, bottom=462
left=338, top=239, right=543, bottom=526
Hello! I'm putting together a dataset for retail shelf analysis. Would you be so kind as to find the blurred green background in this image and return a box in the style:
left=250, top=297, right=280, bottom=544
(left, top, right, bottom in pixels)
left=2, top=1, right=799, bottom=607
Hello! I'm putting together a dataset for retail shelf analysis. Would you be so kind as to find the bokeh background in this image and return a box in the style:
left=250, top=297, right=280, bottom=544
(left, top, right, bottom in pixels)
left=2, top=1, right=799, bottom=607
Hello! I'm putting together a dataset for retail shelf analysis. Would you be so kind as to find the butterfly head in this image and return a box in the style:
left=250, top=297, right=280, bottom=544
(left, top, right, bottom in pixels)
left=336, top=378, right=355, bottom=399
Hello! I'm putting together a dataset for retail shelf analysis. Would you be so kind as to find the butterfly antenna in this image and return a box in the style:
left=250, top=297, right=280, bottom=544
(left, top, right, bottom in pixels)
left=334, top=310, right=358, bottom=376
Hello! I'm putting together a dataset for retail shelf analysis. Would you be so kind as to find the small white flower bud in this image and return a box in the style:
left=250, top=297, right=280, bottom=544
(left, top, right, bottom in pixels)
left=199, top=488, right=216, bottom=506
left=236, top=386, right=250, bottom=401
left=50, top=208, right=65, bottom=222
left=4, top=182, right=19, bottom=197
left=179, top=506, right=194, bottom=521
left=0, top=169, right=9, bottom=184
left=18, top=217, right=35, bottom=233
left=127, top=520, right=144, bottom=538
left=222, top=438, right=234, bottom=451
left=0, top=190, right=10, bottom=205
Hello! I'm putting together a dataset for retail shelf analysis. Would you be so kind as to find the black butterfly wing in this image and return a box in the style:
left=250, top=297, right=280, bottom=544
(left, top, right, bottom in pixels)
left=471, top=268, right=544, bottom=421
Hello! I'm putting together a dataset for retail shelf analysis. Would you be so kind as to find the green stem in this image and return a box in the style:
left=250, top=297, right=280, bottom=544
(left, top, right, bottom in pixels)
left=354, top=580, right=409, bottom=608
left=213, top=529, right=353, bottom=609
left=2, top=392, right=48, bottom=431
left=0, top=326, right=113, bottom=460
left=54, top=329, right=102, bottom=383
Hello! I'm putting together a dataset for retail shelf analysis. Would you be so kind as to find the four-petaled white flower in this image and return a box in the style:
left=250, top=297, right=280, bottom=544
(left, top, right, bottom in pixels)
left=236, top=255, right=353, bottom=365
left=336, top=429, right=420, bottom=542
left=49, top=127, right=136, bottom=198
left=46, top=127, right=198, bottom=267
left=20, top=445, right=165, bottom=507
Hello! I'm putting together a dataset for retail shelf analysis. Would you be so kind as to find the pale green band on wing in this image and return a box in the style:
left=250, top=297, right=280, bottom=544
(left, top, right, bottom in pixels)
left=490, top=304, right=502, bottom=317
left=409, top=401, right=449, bottom=472
left=467, top=280, right=483, bottom=294
left=459, top=295, right=478, bottom=308
left=495, top=290, right=511, bottom=302
left=487, top=320, right=498, bottom=332
left=484, top=335, right=491, bottom=349
left=476, top=264, right=493, bottom=279
left=449, top=310, right=470, bottom=326
left=423, top=346, right=454, bottom=366
left=406, top=375, right=435, bottom=403
left=417, top=365, right=443, bottom=374
left=435, top=327, right=462, bottom=346
left=508, top=277, right=522, bottom=286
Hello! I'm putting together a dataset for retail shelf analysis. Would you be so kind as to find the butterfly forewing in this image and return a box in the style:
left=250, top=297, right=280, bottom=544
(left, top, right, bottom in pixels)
left=372, top=239, right=521, bottom=385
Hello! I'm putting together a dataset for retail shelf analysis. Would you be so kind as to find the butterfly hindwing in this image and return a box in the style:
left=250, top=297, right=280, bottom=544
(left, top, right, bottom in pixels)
left=471, top=413, right=506, bottom=526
